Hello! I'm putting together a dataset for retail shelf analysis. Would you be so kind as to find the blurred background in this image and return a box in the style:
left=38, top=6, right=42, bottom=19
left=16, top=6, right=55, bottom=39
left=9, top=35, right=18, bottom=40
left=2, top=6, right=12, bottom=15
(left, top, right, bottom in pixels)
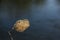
left=0, top=0, right=60, bottom=40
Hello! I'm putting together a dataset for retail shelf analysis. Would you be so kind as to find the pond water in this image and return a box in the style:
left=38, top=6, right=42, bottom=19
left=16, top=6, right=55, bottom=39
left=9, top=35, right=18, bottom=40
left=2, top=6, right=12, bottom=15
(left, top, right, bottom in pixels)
left=0, top=0, right=60, bottom=40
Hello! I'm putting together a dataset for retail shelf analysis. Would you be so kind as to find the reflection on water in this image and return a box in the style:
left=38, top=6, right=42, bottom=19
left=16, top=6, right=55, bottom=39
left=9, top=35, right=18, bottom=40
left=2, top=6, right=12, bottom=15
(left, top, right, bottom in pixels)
left=57, top=0, right=60, bottom=8
left=0, top=0, right=60, bottom=40
left=1, top=0, right=32, bottom=10
left=34, top=0, right=46, bottom=5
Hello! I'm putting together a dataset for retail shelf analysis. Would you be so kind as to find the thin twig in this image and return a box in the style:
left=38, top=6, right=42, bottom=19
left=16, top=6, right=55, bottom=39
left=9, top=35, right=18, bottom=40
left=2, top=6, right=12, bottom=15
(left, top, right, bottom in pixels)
left=8, top=30, right=14, bottom=40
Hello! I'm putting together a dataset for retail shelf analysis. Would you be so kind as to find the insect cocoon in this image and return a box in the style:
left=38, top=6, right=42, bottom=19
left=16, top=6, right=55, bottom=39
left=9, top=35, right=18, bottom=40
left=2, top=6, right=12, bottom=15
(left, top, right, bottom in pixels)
left=13, top=19, right=30, bottom=32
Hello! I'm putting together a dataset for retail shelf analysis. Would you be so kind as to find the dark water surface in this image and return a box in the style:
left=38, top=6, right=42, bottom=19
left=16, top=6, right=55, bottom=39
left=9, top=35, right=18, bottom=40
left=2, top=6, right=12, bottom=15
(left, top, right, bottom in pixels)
left=0, top=0, right=60, bottom=40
